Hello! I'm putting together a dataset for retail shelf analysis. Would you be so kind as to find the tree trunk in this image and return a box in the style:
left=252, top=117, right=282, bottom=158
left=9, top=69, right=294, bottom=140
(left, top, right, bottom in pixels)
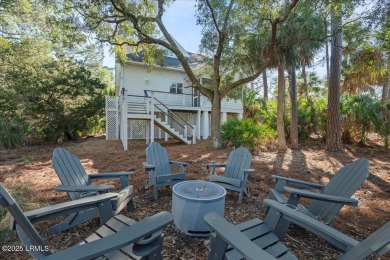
left=324, top=17, right=330, bottom=86
left=210, top=92, right=222, bottom=149
left=382, top=80, right=389, bottom=103
left=289, top=66, right=299, bottom=150
left=277, top=58, right=287, bottom=151
left=325, top=4, right=343, bottom=152
left=301, top=60, right=308, bottom=97
left=262, top=69, right=268, bottom=101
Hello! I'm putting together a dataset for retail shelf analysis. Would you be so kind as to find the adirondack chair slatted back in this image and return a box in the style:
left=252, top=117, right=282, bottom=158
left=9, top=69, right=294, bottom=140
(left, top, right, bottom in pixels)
left=52, top=147, right=91, bottom=200
left=0, top=185, right=51, bottom=258
left=146, top=142, right=171, bottom=176
left=223, top=147, right=252, bottom=180
left=308, top=158, right=369, bottom=222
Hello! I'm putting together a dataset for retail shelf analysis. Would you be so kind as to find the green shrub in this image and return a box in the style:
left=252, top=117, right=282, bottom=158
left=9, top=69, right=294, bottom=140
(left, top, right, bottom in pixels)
left=221, top=119, right=276, bottom=150
left=297, top=97, right=327, bottom=138
left=374, top=103, right=390, bottom=150
left=341, top=94, right=380, bottom=145
left=258, top=99, right=278, bottom=129
left=0, top=116, right=28, bottom=149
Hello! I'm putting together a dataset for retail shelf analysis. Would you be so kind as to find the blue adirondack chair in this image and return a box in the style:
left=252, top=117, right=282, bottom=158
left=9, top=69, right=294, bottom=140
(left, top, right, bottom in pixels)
left=267, top=158, right=369, bottom=226
left=0, top=184, right=173, bottom=260
left=143, top=142, right=188, bottom=200
left=203, top=147, right=254, bottom=204
left=51, top=147, right=134, bottom=233
left=205, top=199, right=390, bottom=260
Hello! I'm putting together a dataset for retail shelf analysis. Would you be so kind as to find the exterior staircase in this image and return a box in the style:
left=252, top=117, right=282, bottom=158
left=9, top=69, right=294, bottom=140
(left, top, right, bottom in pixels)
left=154, top=117, right=191, bottom=144
left=119, top=90, right=195, bottom=148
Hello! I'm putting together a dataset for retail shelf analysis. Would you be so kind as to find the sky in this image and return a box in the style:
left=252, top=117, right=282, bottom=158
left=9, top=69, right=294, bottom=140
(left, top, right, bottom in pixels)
left=102, top=0, right=327, bottom=83
left=103, top=0, right=201, bottom=69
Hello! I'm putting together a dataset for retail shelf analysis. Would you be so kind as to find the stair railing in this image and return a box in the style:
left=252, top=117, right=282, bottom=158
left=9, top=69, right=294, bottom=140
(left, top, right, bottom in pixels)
left=144, top=90, right=196, bottom=144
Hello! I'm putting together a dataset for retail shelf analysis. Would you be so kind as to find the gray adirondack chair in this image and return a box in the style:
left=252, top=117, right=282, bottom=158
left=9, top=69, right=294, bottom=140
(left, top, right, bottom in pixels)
left=267, top=158, right=369, bottom=229
left=0, top=184, right=173, bottom=260
left=143, top=142, right=188, bottom=200
left=205, top=199, right=390, bottom=260
left=203, top=147, right=254, bottom=204
left=51, top=147, right=135, bottom=233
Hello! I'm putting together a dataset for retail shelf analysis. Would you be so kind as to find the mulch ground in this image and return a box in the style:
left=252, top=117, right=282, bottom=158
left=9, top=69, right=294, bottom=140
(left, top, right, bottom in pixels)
left=0, top=136, right=389, bottom=259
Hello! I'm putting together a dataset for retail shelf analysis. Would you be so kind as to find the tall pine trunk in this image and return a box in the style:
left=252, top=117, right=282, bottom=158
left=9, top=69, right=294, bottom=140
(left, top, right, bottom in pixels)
left=262, top=69, right=268, bottom=101
left=324, top=6, right=330, bottom=86
left=277, top=57, right=287, bottom=151
left=325, top=4, right=343, bottom=152
left=289, top=66, right=299, bottom=150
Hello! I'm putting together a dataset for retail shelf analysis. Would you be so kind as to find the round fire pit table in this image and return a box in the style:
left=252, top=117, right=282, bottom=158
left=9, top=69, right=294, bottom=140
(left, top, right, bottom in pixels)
left=172, top=180, right=226, bottom=237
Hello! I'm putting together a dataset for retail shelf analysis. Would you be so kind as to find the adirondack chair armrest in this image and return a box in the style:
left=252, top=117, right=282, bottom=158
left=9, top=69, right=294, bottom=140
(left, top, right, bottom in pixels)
left=45, top=211, right=174, bottom=260
left=272, top=175, right=326, bottom=192
left=202, top=163, right=227, bottom=176
left=169, top=161, right=189, bottom=166
left=243, top=169, right=255, bottom=182
left=263, top=199, right=359, bottom=252
left=143, top=162, right=157, bottom=172
left=204, top=212, right=274, bottom=259
left=89, top=172, right=133, bottom=187
left=89, top=172, right=134, bottom=179
left=202, top=163, right=227, bottom=169
left=284, top=187, right=359, bottom=206
left=55, top=184, right=114, bottom=193
left=23, top=193, right=118, bottom=224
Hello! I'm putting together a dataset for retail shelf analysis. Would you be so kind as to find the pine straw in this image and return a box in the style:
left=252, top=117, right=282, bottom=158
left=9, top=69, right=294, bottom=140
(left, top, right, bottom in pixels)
left=0, top=137, right=389, bottom=259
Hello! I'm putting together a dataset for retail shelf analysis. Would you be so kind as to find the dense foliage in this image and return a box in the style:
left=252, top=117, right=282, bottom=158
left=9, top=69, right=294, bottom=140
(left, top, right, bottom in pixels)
left=221, top=118, right=276, bottom=150
left=0, top=0, right=110, bottom=149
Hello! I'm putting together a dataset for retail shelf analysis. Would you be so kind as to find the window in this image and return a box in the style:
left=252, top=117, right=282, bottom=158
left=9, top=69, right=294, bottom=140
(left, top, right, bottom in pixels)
left=165, top=48, right=176, bottom=57
left=169, top=82, right=183, bottom=94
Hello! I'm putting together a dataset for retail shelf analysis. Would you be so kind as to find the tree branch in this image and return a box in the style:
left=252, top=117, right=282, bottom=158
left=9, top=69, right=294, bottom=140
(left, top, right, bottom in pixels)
left=155, top=0, right=212, bottom=98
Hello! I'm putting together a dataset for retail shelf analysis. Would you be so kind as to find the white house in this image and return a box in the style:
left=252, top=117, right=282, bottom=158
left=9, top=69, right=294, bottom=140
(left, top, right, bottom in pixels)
left=105, top=42, right=243, bottom=150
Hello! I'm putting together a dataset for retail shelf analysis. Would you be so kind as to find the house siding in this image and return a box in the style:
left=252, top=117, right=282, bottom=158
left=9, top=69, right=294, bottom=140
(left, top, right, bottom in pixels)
left=117, top=62, right=243, bottom=113
left=120, top=63, right=192, bottom=97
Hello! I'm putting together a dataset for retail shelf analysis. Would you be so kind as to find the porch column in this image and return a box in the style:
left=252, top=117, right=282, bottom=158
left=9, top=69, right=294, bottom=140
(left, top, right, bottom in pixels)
left=221, top=112, right=227, bottom=124
left=202, top=111, right=209, bottom=139
left=150, top=93, right=155, bottom=143
left=196, top=110, right=201, bottom=140
left=238, top=113, right=243, bottom=120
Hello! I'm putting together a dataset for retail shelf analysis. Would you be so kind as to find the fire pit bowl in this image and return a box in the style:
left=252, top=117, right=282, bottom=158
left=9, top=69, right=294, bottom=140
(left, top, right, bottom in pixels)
left=172, top=180, right=226, bottom=237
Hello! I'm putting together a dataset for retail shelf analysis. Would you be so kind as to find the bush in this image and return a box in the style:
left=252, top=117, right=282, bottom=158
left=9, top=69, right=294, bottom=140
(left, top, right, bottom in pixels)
left=221, top=119, right=276, bottom=150
left=0, top=116, right=27, bottom=149
left=374, top=103, right=390, bottom=150
left=297, top=97, right=327, bottom=138
left=341, top=94, right=380, bottom=145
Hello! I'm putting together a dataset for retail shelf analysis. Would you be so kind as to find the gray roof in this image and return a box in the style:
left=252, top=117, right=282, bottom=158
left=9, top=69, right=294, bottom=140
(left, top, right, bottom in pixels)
left=126, top=51, right=205, bottom=70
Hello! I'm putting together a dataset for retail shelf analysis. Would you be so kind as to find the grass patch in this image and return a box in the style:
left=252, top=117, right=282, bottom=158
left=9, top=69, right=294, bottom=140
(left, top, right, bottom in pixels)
left=13, top=155, right=36, bottom=163
left=0, top=184, right=48, bottom=244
